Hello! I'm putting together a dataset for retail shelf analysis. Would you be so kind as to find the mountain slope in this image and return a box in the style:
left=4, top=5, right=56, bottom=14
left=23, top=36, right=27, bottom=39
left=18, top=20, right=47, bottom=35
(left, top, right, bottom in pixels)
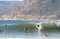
left=0, top=0, right=60, bottom=20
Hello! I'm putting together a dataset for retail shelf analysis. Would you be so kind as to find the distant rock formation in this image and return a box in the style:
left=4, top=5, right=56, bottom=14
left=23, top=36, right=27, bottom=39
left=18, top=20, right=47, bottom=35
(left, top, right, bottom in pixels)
left=0, top=0, right=60, bottom=20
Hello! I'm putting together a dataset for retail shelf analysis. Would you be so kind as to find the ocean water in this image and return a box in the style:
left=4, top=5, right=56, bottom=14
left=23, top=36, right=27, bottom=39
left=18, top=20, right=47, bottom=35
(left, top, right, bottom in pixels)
left=0, top=20, right=60, bottom=39
left=0, top=20, right=40, bottom=26
left=0, top=20, right=41, bottom=38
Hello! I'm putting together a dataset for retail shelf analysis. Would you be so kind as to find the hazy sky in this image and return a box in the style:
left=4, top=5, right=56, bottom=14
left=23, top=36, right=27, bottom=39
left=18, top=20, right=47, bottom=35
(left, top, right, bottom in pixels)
left=0, top=0, right=24, bottom=1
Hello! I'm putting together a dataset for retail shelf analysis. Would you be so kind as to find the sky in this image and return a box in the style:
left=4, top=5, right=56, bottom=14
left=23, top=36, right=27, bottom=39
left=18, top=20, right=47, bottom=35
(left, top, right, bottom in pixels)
left=0, top=0, right=24, bottom=1
left=0, top=0, right=24, bottom=5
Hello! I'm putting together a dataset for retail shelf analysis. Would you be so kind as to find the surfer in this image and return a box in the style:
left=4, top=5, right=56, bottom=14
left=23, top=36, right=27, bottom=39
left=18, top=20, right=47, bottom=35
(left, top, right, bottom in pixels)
left=0, top=30, right=5, bottom=32
left=36, top=23, right=43, bottom=31
left=24, top=27, right=28, bottom=32
left=5, top=24, right=7, bottom=27
left=45, top=34, right=48, bottom=36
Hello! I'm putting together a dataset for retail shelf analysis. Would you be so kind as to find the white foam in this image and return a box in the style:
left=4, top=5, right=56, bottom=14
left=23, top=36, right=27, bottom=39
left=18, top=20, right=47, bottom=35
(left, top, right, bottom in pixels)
left=0, top=37, right=59, bottom=39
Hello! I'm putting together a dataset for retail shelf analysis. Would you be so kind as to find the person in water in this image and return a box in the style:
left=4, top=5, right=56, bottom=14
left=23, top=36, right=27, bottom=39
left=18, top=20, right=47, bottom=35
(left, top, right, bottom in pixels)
left=36, top=23, right=43, bottom=31
left=24, top=27, right=28, bottom=32
left=0, top=30, right=5, bottom=32
left=45, top=34, right=49, bottom=37
left=5, top=24, right=7, bottom=27
left=37, top=25, right=39, bottom=27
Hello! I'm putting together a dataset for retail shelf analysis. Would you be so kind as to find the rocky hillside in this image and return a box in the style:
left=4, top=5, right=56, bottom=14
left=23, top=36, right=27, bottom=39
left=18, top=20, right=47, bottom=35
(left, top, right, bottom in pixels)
left=0, top=0, right=60, bottom=20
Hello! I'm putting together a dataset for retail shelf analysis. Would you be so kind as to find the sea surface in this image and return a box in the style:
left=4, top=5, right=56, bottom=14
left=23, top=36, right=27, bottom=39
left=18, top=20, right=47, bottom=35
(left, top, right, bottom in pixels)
left=0, top=20, right=40, bottom=26
left=0, top=20, right=60, bottom=39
